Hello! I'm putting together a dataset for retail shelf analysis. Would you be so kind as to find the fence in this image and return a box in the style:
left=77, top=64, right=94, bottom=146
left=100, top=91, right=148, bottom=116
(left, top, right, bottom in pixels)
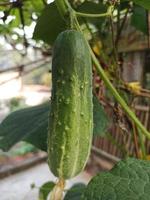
left=89, top=104, right=150, bottom=172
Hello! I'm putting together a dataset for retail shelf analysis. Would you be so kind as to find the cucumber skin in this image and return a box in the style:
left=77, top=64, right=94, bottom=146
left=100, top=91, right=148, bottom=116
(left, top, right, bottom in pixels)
left=48, top=30, right=93, bottom=179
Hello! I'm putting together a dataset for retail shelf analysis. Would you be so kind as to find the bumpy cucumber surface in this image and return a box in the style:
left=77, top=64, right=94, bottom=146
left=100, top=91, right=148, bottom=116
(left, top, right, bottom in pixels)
left=48, top=30, right=93, bottom=179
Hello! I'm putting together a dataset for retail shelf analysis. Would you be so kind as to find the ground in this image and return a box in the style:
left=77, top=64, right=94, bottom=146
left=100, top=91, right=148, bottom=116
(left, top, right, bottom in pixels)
left=0, top=162, right=91, bottom=200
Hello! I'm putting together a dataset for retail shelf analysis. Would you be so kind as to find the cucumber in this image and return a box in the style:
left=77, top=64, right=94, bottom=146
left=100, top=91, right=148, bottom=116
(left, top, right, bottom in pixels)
left=48, top=30, right=93, bottom=179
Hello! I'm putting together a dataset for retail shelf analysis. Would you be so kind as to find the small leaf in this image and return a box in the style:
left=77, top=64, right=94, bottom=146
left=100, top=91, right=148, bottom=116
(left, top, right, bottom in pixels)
left=33, top=2, right=66, bottom=45
left=131, top=5, right=148, bottom=35
left=64, top=183, right=86, bottom=200
left=82, top=158, right=150, bottom=200
left=93, top=96, right=109, bottom=137
left=39, top=182, right=55, bottom=200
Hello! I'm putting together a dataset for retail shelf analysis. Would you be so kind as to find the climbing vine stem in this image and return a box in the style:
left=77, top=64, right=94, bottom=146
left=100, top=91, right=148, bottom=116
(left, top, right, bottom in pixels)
left=56, top=0, right=150, bottom=140
left=75, top=11, right=110, bottom=18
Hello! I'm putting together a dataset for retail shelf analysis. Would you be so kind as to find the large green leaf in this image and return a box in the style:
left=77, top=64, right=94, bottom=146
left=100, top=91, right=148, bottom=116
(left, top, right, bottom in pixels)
left=0, top=97, right=108, bottom=152
left=33, top=2, right=66, bottom=45
left=64, top=183, right=86, bottom=200
left=131, top=5, right=148, bottom=35
left=82, top=158, right=150, bottom=200
left=0, top=103, right=49, bottom=151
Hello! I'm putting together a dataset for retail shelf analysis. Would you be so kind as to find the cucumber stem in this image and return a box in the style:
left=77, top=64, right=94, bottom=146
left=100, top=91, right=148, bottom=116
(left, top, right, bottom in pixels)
left=50, top=179, right=65, bottom=200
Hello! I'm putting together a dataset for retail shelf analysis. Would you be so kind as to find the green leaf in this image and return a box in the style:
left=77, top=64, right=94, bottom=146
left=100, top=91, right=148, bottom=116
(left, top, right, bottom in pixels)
left=132, top=0, right=150, bottom=10
left=93, top=96, right=109, bottom=137
left=39, top=181, right=55, bottom=200
left=33, top=2, right=66, bottom=45
left=121, top=0, right=150, bottom=10
left=0, top=96, right=109, bottom=151
left=0, top=102, right=49, bottom=151
left=82, top=158, right=150, bottom=200
left=131, top=5, right=148, bottom=35
left=64, top=183, right=86, bottom=200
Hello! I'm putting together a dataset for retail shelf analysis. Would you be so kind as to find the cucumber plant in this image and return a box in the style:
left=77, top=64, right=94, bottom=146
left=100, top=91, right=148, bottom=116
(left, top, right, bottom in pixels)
left=0, top=0, right=150, bottom=200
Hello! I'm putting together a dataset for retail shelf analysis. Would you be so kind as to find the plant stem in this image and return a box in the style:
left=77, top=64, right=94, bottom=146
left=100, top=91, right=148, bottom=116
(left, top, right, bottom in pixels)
left=138, top=129, right=147, bottom=159
left=55, top=0, right=68, bottom=19
left=50, top=179, right=65, bottom=200
left=75, top=11, right=110, bottom=18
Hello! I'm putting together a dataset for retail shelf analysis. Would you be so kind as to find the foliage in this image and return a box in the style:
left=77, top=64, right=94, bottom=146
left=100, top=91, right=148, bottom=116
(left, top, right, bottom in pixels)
left=33, top=2, right=66, bottom=45
left=0, top=0, right=44, bottom=48
left=41, top=158, right=150, bottom=200
left=0, top=102, right=48, bottom=151
left=82, top=158, right=150, bottom=200
left=129, top=0, right=150, bottom=10
left=0, top=0, right=149, bottom=50
left=39, top=181, right=55, bottom=200
left=131, top=5, right=148, bottom=35
left=64, top=183, right=86, bottom=200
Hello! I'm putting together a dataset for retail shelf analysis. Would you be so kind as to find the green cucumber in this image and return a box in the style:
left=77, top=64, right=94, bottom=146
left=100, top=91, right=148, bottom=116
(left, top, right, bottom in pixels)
left=48, top=30, right=93, bottom=179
